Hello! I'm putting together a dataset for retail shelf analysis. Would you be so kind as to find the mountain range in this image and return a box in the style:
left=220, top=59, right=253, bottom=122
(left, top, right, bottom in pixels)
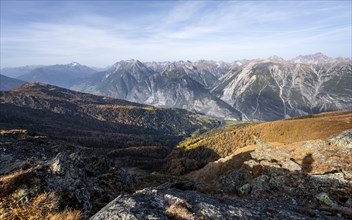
left=1, top=53, right=351, bottom=120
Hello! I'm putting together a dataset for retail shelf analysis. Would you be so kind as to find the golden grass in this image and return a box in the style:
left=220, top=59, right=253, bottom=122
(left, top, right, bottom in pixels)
left=0, top=166, right=43, bottom=198
left=178, top=111, right=352, bottom=158
left=251, top=110, right=352, bottom=144
left=165, top=200, right=196, bottom=220
left=47, top=209, right=82, bottom=220
left=0, top=192, right=82, bottom=220
left=0, top=129, right=27, bottom=135
left=0, top=168, right=82, bottom=220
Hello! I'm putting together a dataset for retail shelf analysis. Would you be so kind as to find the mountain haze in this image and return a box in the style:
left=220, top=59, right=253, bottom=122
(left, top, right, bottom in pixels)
left=0, top=65, right=43, bottom=78
left=18, top=62, right=97, bottom=89
left=0, top=74, right=26, bottom=91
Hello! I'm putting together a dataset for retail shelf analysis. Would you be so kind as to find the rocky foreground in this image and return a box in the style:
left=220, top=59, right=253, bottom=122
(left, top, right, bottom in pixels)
left=1, top=127, right=351, bottom=219
left=91, top=182, right=318, bottom=219
left=0, top=130, right=136, bottom=218
left=91, top=130, right=352, bottom=219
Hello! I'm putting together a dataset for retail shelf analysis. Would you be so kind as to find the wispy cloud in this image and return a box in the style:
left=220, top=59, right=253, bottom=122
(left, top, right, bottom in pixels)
left=1, top=0, right=350, bottom=67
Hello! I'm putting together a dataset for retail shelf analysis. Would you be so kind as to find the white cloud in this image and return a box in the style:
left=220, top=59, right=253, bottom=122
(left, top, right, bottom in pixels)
left=1, top=1, right=350, bottom=67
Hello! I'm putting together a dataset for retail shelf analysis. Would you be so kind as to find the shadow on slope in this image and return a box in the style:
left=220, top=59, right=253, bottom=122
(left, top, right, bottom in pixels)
left=0, top=83, right=220, bottom=149
left=0, top=103, right=183, bottom=148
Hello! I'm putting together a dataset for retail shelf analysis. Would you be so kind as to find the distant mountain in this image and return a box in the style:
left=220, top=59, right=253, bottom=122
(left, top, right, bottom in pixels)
left=96, top=59, right=156, bottom=99
left=212, top=56, right=352, bottom=120
left=290, top=52, right=332, bottom=64
left=89, top=66, right=110, bottom=72
left=0, top=74, right=26, bottom=91
left=72, top=59, right=156, bottom=97
left=5, top=53, right=351, bottom=121
left=144, top=61, right=171, bottom=73
left=18, top=62, right=97, bottom=88
left=193, top=60, right=233, bottom=78
left=127, top=63, right=242, bottom=120
left=75, top=60, right=241, bottom=119
left=145, top=60, right=232, bottom=88
left=0, top=82, right=218, bottom=148
left=172, top=61, right=220, bottom=88
left=0, top=65, right=43, bottom=78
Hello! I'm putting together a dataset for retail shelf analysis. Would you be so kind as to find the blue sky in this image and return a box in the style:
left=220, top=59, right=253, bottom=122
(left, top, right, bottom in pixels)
left=1, top=0, right=351, bottom=67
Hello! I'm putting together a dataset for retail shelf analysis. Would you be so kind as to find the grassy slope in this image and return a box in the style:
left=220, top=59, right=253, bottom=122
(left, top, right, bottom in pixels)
left=177, top=110, right=352, bottom=158
left=0, top=83, right=219, bottom=148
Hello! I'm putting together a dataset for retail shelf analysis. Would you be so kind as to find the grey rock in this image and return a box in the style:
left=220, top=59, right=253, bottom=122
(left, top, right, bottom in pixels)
left=218, top=168, right=252, bottom=193
left=316, top=192, right=336, bottom=206
left=90, top=193, right=167, bottom=220
left=238, top=183, right=251, bottom=195
left=281, top=159, right=302, bottom=172
left=91, top=182, right=336, bottom=220
left=344, top=198, right=352, bottom=208
left=251, top=175, right=270, bottom=197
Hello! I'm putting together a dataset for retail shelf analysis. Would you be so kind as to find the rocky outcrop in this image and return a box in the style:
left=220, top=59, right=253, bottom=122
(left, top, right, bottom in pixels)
left=328, top=129, right=352, bottom=148
left=91, top=181, right=344, bottom=219
left=185, top=129, right=352, bottom=218
left=217, top=135, right=352, bottom=198
left=0, top=130, right=137, bottom=218
left=91, top=129, right=352, bottom=219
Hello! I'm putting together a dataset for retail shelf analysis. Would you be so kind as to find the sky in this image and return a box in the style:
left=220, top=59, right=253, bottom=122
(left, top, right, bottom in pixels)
left=1, top=0, right=351, bottom=67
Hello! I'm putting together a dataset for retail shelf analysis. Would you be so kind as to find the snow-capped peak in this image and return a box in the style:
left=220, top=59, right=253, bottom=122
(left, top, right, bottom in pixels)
left=69, top=62, right=80, bottom=67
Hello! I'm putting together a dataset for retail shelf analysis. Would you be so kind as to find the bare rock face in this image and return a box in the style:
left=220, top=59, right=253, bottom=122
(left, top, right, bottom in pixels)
left=212, top=58, right=352, bottom=121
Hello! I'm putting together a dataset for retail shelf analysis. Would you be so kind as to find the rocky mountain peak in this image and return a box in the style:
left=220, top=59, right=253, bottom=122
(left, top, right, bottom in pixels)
left=164, top=63, right=178, bottom=72
left=267, top=55, right=286, bottom=63
left=112, top=59, right=144, bottom=70
left=291, top=52, right=332, bottom=64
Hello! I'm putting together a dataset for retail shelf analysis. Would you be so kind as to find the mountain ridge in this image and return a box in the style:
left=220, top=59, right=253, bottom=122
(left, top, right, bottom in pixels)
left=0, top=74, right=26, bottom=91
left=17, top=62, right=97, bottom=89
